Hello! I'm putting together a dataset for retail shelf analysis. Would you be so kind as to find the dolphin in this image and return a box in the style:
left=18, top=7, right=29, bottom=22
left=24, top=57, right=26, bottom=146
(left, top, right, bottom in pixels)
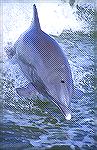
left=8, top=4, right=74, bottom=120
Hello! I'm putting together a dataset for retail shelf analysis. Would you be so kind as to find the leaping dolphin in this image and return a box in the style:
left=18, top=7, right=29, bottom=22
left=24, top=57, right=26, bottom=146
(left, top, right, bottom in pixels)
left=7, top=4, right=74, bottom=120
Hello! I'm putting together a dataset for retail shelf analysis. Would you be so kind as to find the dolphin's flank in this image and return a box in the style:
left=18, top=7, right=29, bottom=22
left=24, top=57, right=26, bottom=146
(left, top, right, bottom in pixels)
left=8, top=4, right=74, bottom=120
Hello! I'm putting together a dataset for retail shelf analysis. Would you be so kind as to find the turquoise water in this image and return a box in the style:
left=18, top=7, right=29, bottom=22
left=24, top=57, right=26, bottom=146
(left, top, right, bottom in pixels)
left=1, top=1, right=97, bottom=150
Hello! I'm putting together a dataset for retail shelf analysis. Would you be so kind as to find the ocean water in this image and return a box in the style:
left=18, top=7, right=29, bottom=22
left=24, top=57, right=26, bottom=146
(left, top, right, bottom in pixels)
left=1, top=1, right=97, bottom=150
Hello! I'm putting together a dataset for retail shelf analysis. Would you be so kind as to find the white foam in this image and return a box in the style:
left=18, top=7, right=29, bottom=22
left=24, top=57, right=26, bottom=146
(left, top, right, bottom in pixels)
left=37, top=2, right=86, bottom=34
left=2, top=1, right=91, bottom=46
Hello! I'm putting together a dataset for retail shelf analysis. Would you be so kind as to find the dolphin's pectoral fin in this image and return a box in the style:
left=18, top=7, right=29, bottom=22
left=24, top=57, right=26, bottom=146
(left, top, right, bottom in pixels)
left=17, top=54, right=49, bottom=98
left=16, top=83, right=38, bottom=98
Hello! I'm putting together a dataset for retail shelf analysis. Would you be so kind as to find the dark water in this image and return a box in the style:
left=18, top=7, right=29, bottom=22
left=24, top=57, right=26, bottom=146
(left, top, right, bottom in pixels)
left=1, top=2, right=97, bottom=150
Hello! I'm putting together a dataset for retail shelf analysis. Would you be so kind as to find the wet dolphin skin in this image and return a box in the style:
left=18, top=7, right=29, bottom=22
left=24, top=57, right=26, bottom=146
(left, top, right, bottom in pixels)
left=12, top=4, right=74, bottom=120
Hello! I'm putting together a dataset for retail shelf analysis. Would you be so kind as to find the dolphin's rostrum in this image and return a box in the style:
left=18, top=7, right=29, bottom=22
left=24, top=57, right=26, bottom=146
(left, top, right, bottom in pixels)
left=9, top=4, right=74, bottom=120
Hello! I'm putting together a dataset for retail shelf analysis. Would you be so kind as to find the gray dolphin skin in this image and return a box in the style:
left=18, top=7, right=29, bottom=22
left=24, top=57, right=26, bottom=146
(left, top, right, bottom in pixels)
left=11, top=4, right=74, bottom=120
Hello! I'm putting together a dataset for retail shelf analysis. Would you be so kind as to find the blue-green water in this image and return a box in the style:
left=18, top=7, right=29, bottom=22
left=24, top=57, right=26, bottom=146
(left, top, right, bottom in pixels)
left=1, top=2, right=97, bottom=150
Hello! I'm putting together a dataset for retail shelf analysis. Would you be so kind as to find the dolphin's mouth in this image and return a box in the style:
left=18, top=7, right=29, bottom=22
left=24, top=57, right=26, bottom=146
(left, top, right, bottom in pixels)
left=49, top=94, right=72, bottom=120
left=61, top=107, right=71, bottom=120
left=46, top=90, right=72, bottom=120
left=51, top=99, right=71, bottom=120
left=57, top=101, right=71, bottom=120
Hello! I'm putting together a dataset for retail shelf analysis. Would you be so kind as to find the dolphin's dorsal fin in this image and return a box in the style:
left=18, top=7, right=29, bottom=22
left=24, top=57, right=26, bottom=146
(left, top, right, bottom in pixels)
left=32, top=4, right=41, bottom=30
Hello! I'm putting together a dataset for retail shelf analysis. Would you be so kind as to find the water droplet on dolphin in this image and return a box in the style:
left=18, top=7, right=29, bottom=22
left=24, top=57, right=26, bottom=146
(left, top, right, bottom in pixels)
left=65, top=113, right=71, bottom=120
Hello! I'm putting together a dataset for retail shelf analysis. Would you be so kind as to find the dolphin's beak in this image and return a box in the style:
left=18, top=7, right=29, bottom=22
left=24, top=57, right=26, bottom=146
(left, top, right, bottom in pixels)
left=62, top=106, right=71, bottom=120
left=57, top=84, right=72, bottom=120
left=50, top=86, right=72, bottom=120
left=58, top=100, right=71, bottom=120
left=65, top=113, right=71, bottom=120
left=64, top=100, right=71, bottom=120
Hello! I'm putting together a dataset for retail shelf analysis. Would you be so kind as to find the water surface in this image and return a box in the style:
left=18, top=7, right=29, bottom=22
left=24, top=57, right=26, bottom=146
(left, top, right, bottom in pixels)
left=1, top=1, right=97, bottom=150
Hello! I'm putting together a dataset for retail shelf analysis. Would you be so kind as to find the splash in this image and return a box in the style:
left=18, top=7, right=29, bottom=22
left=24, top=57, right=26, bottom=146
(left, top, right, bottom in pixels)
left=2, top=0, right=95, bottom=47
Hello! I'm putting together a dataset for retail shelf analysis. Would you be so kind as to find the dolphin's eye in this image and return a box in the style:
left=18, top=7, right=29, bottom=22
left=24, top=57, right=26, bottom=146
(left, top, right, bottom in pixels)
left=61, top=80, right=65, bottom=83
